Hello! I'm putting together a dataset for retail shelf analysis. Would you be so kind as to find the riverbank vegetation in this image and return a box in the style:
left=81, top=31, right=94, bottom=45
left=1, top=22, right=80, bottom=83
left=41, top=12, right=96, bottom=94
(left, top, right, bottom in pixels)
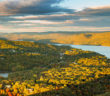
left=0, top=40, right=110, bottom=96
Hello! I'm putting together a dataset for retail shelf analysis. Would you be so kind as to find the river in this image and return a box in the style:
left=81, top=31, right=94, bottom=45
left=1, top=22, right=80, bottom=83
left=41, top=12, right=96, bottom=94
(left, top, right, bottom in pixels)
left=55, top=44, right=110, bottom=58
left=0, top=73, right=8, bottom=78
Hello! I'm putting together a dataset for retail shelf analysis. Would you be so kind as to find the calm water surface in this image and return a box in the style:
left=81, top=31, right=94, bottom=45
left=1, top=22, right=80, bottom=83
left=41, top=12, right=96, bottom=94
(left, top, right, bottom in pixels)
left=55, top=44, right=110, bottom=58
left=0, top=73, right=8, bottom=78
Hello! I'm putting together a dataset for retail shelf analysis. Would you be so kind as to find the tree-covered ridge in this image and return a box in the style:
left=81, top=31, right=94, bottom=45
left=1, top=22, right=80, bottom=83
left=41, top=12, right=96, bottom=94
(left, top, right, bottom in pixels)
left=1, top=32, right=110, bottom=46
left=0, top=40, right=71, bottom=72
left=0, top=40, right=110, bottom=96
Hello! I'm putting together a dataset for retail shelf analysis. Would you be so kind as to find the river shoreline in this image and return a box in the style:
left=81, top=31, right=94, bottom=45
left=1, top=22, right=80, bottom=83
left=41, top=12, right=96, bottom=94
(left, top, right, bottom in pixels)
left=0, top=73, right=9, bottom=78
left=53, top=43, right=110, bottom=58
left=0, top=43, right=110, bottom=77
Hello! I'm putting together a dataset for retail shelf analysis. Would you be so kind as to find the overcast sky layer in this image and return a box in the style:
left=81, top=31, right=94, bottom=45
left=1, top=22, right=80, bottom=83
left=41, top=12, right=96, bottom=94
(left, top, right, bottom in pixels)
left=0, top=0, right=110, bottom=33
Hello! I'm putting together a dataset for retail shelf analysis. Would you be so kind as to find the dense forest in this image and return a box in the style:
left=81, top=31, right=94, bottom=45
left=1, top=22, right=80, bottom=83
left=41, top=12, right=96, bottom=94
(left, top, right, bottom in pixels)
left=0, top=32, right=110, bottom=46
left=0, top=40, right=110, bottom=96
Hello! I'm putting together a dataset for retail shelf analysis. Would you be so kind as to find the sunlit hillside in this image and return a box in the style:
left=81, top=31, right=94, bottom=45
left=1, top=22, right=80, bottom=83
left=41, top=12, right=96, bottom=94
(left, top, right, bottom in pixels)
left=1, top=32, right=110, bottom=46
left=0, top=40, right=110, bottom=96
left=1, top=0, right=110, bottom=95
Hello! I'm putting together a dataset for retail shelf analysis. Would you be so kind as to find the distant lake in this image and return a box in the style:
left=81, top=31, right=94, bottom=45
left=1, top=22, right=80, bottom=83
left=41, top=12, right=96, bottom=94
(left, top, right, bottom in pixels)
left=55, top=44, right=110, bottom=58
left=0, top=73, right=8, bottom=78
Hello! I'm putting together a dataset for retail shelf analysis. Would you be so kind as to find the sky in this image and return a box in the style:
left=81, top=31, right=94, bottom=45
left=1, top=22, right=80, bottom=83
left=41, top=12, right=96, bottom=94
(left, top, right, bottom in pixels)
left=0, top=0, right=110, bottom=33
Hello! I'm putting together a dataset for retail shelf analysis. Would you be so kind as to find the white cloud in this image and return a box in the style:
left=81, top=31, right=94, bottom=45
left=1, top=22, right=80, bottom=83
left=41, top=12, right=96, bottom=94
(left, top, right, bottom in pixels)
left=79, top=18, right=91, bottom=21
left=1, top=1, right=110, bottom=32
left=1, top=25, right=110, bottom=33
left=10, top=20, right=74, bottom=25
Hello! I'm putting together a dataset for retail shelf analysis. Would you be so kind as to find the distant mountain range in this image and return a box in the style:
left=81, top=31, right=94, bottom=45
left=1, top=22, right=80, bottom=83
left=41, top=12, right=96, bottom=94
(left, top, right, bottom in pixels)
left=0, top=31, right=110, bottom=46
left=2, top=31, right=110, bottom=34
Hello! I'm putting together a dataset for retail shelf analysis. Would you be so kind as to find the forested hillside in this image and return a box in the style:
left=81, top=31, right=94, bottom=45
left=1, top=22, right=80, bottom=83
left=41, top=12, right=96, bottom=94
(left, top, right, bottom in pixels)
left=1, top=32, right=110, bottom=46
left=0, top=40, right=71, bottom=72
left=0, top=40, right=110, bottom=96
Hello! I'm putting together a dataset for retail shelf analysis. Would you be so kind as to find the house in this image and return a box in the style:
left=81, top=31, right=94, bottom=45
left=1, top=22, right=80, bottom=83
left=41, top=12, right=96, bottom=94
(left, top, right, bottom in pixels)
left=60, top=53, right=64, bottom=56
left=5, top=85, right=11, bottom=88
left=27, top=88, right=34, bottom=93
left=10, top=49, right=16, bottom=53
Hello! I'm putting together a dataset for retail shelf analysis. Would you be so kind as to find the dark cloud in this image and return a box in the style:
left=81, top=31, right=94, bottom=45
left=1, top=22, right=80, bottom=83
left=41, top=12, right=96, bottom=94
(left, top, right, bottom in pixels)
left=77, top=6, right=110, bottom=17
left=71, top=6, right=110, bottom=27
left=12, top=14, right=79, bottom=21
left=33, top=15, right=79, bottom=21
left=10, top=6, right=110, bottom=22
left=0, top=0, right=74, bottom=15
left=0, top=0, right=110, bottom=30
left=74, top=17, right=110, bottom=27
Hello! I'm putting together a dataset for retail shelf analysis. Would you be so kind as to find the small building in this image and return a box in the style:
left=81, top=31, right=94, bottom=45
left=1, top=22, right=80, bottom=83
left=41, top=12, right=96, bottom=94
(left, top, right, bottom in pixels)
left=5, top=85, right=11, bottom=88
left=72, top=62, right=78, bottom=65
left=60, top=53, right=64, bottom=56
left=60, top=57, right=63, bottom=59
left=10, top=49, right=16, bottom=53
left=27, top=88, right=34, bottom=93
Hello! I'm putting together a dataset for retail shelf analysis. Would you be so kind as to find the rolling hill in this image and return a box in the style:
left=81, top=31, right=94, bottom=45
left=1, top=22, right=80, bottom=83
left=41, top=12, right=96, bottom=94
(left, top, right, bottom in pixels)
left=0, top=39, right=110, bottom=96
left=0, top=31, right=110, bottom=46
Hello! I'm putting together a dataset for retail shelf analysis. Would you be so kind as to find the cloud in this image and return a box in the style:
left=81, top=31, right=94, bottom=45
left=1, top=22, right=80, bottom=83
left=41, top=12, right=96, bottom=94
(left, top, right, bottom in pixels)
left=73, top=5, right=110, bottom=27
left=1, top=25, right=110, bottom=33
left=10, top=5, right=110, bottom=24
left=0, top=1, right=110, bottom=32
left=0, top=25, right=5, bottom=29
left=11, top=14, right=79, bottom=22
left=74, top=16, right=110, bottom=27
left=79, top=18, right=92, bottom=21
left=77, top=6, right=110, bottom=17
left=0, top=0, right=74, bottom=16
left=10, top=20, right=74, bottom=26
